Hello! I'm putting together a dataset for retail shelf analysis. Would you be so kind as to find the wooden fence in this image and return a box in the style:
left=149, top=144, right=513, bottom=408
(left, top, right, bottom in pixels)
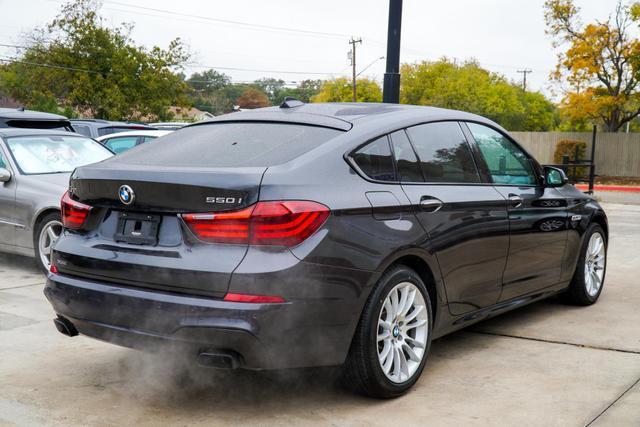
left=511, top=132, right=640, bottom=177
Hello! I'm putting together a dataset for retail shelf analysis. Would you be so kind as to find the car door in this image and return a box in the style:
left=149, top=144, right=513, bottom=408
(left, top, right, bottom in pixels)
left=392, top=123, right=510, bottom=315
left=464, top=122, right=568, bottom=301
left=0, top=142, right=16, bottom=248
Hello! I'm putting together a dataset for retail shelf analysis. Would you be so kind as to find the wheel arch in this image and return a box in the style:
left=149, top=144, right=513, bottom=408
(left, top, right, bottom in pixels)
left=375, top=249, right=446, bottom=329
left=32, top=207, right=61, bottom=232
left=591, top=212, right=609, bottom=241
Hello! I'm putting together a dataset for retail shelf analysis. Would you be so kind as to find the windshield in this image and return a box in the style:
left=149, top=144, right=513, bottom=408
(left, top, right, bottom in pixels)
left=5, top=135, right=113, bottom=174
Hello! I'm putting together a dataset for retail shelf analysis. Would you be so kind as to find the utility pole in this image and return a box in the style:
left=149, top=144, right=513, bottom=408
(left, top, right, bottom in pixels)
left=383, top=0, right=403, bottom=103
left=517, top=68, right=532, bottom=91
left=349, top=37, right=362, bottom=102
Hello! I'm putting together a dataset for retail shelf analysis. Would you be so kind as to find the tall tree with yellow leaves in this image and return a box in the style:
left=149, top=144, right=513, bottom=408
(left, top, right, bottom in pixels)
left=545, top=0, right=640, bottom=131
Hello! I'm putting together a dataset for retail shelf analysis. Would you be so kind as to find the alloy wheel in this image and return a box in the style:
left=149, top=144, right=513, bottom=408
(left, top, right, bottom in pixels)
left=584, top=232, right=606, bottom=297
left=39, top=220, right=62, bottom=271
left=377, top=281, right=429, bottom=383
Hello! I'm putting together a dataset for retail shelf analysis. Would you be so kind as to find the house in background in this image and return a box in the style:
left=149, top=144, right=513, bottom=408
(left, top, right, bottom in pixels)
left=168, top=106, right=214, bottom=122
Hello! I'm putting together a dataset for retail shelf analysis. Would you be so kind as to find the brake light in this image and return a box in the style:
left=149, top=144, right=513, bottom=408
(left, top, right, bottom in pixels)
left=181, top=201, right=329, bottom=247
left=61, top=191, right=92, bottom=230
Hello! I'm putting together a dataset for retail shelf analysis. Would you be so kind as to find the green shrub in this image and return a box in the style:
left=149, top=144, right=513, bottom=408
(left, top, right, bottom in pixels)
left=554, top=140, right=588, bottom=178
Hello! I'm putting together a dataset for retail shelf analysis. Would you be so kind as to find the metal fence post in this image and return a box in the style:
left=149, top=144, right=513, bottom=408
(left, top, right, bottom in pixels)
left=589, top=125, right=597, bottom=193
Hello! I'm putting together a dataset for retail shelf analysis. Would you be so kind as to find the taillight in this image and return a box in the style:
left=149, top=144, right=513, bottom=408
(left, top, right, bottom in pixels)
left=61, top=191, right=92, bottom=230
left=181, top=201, right=329, bottom=247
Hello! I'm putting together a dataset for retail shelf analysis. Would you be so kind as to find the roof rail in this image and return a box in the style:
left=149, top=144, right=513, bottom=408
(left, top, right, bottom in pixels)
left=280, top=97, right=304, bottom=109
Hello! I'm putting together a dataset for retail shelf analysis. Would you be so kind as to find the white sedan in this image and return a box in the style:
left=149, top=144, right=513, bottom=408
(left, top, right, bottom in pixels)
left=96, top=130, right=173, bottom=154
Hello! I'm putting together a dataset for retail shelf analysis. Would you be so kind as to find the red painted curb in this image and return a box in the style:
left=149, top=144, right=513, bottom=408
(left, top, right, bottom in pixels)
left=575, top=184, right=640, bottom=193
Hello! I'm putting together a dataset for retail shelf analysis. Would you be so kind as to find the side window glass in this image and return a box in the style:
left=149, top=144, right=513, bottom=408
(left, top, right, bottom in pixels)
left=73, top=124, right=92, bottom=137
left=104, top=137, right=139, bottom=154
left=0, top=150, right=6, bottom=169
left=352, top=136, right=396, bottom=182
left=142, top=136, right=157, bottom=143
left=406, top=122, right=480, bottom=183
left=467, top=123, right=537, bottom=185
left=390, top=130, right=423, bottom=182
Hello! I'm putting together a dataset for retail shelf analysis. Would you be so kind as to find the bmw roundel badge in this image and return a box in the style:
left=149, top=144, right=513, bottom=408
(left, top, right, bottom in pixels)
left=118, top=185, right=135, bottom=206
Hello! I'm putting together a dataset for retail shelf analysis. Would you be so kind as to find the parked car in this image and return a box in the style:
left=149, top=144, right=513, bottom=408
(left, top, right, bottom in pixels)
left=0, top=128, right=113, bottom=272
left=96, top=130, right=173, bottom=154
left=70, top=119, right=156, bottom=138
left=0, top=107, right=74, bottom=131
left=44, top=102, right=608, bottom=398
left=149, top=122, right=190, bottom=130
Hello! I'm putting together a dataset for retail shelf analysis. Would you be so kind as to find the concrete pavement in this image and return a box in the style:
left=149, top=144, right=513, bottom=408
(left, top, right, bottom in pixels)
left=0, top=203, right=639, bottom=426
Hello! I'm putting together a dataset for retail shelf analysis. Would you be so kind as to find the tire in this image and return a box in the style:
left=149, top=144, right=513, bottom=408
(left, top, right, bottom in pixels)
left=343, top=265, right=433, bottom=398
left=34, top=212, right=63, bottom=274
left=563, top=223, right=607, bottom=306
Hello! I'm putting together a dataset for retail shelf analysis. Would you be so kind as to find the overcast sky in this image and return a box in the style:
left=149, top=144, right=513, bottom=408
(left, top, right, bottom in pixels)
left=0, top=0, right=621, bottom=95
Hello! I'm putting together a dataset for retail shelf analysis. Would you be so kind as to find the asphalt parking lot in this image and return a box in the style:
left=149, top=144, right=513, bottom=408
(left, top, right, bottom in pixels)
left=1, top=202, right=639, bottom=427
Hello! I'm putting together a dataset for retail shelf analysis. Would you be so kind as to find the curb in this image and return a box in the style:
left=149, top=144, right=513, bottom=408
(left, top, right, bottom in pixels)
left=575, top=184, right=640, bottom=193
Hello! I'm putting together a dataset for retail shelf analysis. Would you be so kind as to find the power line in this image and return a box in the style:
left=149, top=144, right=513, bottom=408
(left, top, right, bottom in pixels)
left=185, top=63, right=346, bottom=76
left=101, top=0, right=351, bottom=40
left=0, top=56, right=101, bottom=74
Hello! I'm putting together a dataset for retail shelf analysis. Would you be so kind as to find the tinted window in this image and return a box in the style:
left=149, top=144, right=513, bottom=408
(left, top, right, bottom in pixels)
left=115, top=123, right=342, bottom=167
left=467, top=123, right=537, bottom=185
left=142, top=136, right=158, bottom=143
left=406, top=122, right=480, bottom=183
left=104, top=136, right=139, bottom=154
left=352, top=136, right=396, bottom=181
left=0, top=149, right=6, bottom=169
left=390, top=130, right=423, bottom=182
left=73, top=124, right=92, bottom=137
left=98, top=126, right=147, bottom=136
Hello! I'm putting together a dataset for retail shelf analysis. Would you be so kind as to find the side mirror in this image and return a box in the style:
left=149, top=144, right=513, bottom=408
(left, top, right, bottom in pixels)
left=0, top=167, right=11, bottom=183
left=544, top=166, right=568, bottom=187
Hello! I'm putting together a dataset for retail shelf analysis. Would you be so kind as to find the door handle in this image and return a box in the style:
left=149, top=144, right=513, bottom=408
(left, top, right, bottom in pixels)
left=508, top=194, right=523, bottom=208
left=420, top=197, right=443, bottom=212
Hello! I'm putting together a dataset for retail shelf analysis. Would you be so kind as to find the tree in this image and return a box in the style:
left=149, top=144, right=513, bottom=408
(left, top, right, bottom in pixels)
left=186, top=69, right=230, bottom=95
left=0, top=0, right=190, bottom=120
left=545, top=0, right=640, bottom=132
left=253, top=78, right=286, bottom=104
left=311, top=77, right=382, bottom=103
left=400, top=59, right=558, bottom=131
left=235, top=87, right=270, bottom=109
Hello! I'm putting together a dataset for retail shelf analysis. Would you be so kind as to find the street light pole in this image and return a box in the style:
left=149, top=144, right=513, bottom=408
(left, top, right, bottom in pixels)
left=382, top=0, right=403, bottom=103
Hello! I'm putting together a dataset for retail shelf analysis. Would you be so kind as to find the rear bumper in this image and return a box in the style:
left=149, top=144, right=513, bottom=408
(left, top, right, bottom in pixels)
left=44, top=265, right=373, bottom=370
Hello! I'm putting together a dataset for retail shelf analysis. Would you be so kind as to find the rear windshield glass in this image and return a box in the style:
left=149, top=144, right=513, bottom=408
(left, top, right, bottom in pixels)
left=116, top=122, right=343, bottom=167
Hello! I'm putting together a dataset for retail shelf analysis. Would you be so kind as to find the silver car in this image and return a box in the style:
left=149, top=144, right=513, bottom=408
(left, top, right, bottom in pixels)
left=0, top=128, right=113, bottom=272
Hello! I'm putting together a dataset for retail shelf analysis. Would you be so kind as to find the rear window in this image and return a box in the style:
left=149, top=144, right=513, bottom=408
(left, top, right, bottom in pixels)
left=116, top=122, right=343, bottom=167
left=5, top=120, right=72, bottom=131
left=98, top=126, right=150, bottom=136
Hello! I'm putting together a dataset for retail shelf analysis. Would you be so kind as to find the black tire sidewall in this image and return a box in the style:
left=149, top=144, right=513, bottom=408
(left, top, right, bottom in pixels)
left=33, top=212, right=61, bottom=274
left=363, top=266, right=433, bottom=396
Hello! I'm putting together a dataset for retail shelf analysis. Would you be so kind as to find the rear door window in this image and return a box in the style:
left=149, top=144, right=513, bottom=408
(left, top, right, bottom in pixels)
left=117, top=122, right=343, bottom=167
left=352, top=136, right=396, bottom=182
left=406, top=122, right=480, bottom=183
left=104, top=136, right=139, bottom=154
left=73, top=124, right=92, bottom=137
left=390, top=130, right=423, bottom=182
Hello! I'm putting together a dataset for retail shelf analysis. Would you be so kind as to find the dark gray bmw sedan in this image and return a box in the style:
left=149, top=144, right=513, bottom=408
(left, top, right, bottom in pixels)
left=44, top=102, right=608, bottom=398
